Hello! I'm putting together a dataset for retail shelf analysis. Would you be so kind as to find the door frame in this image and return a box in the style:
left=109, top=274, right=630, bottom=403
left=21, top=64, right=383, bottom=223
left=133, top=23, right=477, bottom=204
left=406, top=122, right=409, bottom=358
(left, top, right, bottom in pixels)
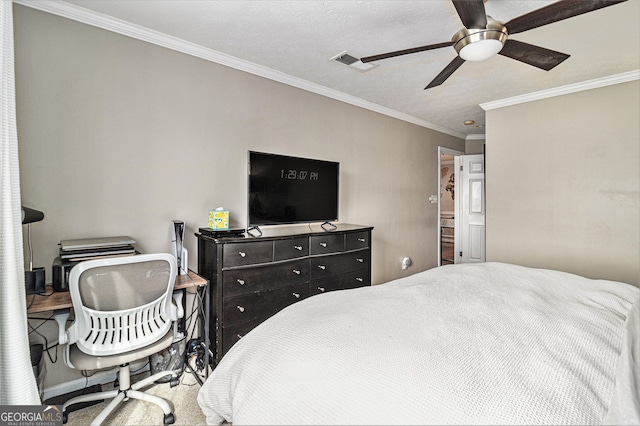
left=437, top=146, right=464, bottom=266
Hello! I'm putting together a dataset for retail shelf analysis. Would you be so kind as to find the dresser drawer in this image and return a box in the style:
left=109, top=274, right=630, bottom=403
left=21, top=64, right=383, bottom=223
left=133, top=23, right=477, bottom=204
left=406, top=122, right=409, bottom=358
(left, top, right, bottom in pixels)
left=310, top=250, right=370, bottom=280
left=223, top=241, right=273, bottom=267
left=310, top=268, right=370, bottom=296
left=221, top=316, right=266, bottom=355
left=222, top=259, right=309, bottom=298
left=309, top=234, right=344, bottom=255
left=274, top=237, right=309, bottom=261
left=222, top=283, right=309, bottom=326
left=346, top=231, right=370, bottom=250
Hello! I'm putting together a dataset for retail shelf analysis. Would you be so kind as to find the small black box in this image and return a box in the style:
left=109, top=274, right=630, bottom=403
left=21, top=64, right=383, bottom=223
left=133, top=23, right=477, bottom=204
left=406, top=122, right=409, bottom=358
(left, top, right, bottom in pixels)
left=198, top=227, right=246, bottom=238
left=52, top=257, right=78, bottom=292
left=25, top=268, right=46, bottom=294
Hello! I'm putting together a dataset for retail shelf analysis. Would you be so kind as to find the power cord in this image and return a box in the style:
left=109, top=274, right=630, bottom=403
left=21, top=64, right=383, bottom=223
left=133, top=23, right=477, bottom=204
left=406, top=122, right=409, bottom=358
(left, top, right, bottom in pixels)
left=186, top=338, right=206, bottom=372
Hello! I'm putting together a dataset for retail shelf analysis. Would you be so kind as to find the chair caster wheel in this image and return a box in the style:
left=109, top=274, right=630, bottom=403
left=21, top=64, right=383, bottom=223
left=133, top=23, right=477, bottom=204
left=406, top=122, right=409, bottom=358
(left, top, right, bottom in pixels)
left=164, top=413, right=175, bottom=424
left=170, top=377, right=179, bottom=387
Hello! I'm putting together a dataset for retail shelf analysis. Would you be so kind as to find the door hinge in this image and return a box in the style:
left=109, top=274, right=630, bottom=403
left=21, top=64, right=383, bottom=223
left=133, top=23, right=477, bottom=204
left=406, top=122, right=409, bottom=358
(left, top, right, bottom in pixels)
left=460, top=165, right=463, bottom=171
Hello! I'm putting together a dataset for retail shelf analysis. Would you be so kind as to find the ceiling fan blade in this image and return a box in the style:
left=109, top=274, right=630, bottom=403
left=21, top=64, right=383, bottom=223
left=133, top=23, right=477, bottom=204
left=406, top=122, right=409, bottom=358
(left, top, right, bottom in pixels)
left=452, top=0, right=488, bottom=29
left=361, top=42, right=453, bottom=63
left=425, top=56, right=465, bottom=89
left=498, top=39, right=570, bottom=71
left=504, top=0, right=627, bottom=35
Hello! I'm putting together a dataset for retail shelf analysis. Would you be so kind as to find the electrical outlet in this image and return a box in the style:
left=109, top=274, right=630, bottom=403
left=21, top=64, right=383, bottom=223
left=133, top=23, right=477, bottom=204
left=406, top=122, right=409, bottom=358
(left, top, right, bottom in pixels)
left=401, top=257, right=412, bottom=270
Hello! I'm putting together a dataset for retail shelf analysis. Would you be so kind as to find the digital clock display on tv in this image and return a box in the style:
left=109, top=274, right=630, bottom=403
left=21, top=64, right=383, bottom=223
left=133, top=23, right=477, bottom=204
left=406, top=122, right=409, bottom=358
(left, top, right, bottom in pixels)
left=280, top=169, right=319, bottom=180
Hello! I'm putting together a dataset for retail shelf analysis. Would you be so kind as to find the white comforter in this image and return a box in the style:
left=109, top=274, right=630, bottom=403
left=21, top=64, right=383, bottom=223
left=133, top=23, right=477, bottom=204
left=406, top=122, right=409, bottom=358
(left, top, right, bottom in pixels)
left=198, top=262, right=640, bottom=425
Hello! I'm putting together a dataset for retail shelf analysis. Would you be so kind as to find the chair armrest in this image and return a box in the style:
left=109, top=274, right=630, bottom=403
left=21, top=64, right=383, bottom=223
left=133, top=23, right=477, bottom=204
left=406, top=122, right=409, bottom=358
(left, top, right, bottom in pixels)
left=53, top=309, right=71, bottom=345
left=172, top=290, right=184, bottom=320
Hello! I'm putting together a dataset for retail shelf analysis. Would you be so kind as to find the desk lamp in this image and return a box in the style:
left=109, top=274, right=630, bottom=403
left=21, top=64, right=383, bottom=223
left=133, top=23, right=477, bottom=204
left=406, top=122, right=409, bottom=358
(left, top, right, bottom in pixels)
left=22, top=206, right=46, bottom=294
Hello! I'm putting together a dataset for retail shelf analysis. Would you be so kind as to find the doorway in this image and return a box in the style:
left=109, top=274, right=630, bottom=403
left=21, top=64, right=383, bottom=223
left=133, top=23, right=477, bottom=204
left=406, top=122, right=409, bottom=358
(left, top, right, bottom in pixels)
left=437, top=147, right=486, bottom=266
left=438, top=147, right=463, bottom=266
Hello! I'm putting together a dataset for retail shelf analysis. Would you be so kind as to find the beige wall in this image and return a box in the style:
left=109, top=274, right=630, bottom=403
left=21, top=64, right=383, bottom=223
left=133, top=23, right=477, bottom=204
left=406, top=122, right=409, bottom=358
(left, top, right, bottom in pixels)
left=465, top=138, right=485, bottom=155
left=14, top=5, right=463, bottom=288
left=485, top=80, right=640, bottom=286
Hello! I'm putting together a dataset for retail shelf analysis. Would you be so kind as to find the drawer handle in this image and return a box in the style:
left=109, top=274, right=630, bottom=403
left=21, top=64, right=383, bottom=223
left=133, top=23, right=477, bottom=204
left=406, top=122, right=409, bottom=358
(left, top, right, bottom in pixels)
left=293, top=292, right=300, bottom=298
left=236, top=305, right=245, bottom=312
left=356, top=258, right=364, bottom=263
left=317, top=287, right=325, bottom=292
left=294, top=245, right=303, bottom=251
left=319, top=242, right=327, bottom=248
left=236, top=279, right=245, bottom=285
left=358, top=238, right=366, bottom=243
left=318, top=265, right=326, bottom=270
left=292, top=269, right=301, bottom=275
left=356, top=277, right=364, bottom=282
left=238, top=251, right=246, bottom=258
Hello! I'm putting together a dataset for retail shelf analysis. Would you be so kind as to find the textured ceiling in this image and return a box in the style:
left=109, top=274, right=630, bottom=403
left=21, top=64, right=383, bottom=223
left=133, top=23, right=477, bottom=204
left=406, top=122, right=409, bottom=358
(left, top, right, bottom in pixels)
left=48, top=0, right=640, bottom=137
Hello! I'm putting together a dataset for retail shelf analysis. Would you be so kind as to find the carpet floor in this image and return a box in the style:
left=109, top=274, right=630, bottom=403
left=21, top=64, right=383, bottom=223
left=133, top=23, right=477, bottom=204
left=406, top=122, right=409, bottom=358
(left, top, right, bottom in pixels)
left=65, top=371, right=207, bottom=426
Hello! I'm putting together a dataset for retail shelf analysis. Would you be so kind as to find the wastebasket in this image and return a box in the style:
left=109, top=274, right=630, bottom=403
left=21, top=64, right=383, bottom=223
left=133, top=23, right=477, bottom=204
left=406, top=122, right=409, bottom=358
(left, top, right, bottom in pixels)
left=149, top=332, right=186, bottom=383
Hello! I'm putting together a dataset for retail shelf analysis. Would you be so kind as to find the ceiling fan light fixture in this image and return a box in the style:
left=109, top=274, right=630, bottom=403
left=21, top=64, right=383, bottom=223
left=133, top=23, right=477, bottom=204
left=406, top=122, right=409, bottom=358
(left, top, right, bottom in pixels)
left=459, top=38, right=503, bottom=61
left=453, top=22, right=508, bottom=62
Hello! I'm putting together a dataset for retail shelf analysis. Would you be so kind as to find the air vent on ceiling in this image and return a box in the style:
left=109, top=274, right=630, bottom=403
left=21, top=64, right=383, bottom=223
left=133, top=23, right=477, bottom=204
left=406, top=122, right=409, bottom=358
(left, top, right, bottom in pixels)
left=335, top=53, right=359, bottom=65
left=330, top=51, right=377, bottom=72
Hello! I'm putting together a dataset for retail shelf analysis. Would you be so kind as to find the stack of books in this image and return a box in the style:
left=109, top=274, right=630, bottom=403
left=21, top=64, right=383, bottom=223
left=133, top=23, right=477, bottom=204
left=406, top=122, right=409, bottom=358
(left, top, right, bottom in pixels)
left=59, top=236, right=137, bottom=262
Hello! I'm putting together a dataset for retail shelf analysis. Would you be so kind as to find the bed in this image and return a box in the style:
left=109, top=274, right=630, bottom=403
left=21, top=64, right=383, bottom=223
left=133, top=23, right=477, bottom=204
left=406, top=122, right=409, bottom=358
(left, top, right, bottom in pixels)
left=197, top=262, right=640, bottom=425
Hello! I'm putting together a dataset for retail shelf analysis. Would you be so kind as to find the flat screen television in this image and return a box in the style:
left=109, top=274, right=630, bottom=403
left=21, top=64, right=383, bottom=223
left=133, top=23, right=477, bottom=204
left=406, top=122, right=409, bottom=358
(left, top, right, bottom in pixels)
left=248, top=151, right=339, bottom=227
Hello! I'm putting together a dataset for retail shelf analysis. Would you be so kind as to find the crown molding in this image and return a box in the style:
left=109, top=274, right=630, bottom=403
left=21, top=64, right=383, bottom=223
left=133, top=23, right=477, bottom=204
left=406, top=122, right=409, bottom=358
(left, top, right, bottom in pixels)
left=465, top=134, right=486, bottom=141
left=480, top=70, right=640, bottom=111
left=14, top=0, right=466, bottom=139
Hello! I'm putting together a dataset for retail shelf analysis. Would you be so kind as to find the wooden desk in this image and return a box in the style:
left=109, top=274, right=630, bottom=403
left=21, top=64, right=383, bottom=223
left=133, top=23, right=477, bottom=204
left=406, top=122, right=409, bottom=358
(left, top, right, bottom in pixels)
left=26, top=269, right=207, bottom=314
left=26, top=269, right=211, bottom=378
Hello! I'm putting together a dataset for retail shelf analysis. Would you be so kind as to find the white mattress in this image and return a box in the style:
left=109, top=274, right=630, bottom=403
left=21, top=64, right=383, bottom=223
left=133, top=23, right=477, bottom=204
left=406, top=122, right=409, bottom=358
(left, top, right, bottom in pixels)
left=198, top=262, right=640, bottom=425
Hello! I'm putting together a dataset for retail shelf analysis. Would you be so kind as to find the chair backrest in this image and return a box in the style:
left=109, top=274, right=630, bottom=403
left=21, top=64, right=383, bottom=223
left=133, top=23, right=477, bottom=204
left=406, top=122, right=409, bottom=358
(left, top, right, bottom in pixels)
left=66, top=253, right=177, bottom=356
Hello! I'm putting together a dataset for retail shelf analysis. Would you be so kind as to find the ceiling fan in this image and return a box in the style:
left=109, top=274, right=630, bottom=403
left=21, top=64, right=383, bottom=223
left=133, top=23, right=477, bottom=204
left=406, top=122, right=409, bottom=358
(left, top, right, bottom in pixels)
left=360, top=0, right=627, bottom=90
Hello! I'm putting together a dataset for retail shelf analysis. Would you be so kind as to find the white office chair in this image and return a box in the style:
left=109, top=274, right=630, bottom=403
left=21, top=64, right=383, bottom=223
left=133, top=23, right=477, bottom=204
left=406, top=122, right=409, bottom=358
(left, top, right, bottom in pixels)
left=54, top=253, right=184, bottom=425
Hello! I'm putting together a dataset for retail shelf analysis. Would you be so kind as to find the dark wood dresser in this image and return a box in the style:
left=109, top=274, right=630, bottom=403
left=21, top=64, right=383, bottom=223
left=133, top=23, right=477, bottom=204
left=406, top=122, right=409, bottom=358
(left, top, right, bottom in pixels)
left=196, top=223, right=373, bottom=363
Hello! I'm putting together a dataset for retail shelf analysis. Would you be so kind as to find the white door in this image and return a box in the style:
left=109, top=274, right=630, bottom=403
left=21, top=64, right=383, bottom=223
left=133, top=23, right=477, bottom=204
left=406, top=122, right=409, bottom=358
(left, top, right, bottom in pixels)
left=454, top=154, right=485, bottom=263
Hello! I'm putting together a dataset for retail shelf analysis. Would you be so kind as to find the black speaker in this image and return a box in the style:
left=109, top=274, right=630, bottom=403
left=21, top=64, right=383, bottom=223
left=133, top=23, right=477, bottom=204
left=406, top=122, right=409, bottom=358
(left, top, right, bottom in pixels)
left=25, top=267, right=46, bottom=295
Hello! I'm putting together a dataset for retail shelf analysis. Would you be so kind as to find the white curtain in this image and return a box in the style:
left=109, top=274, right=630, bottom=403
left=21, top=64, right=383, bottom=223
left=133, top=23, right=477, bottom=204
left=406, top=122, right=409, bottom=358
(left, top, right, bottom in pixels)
left=0, top=1, right=40, bottom=404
